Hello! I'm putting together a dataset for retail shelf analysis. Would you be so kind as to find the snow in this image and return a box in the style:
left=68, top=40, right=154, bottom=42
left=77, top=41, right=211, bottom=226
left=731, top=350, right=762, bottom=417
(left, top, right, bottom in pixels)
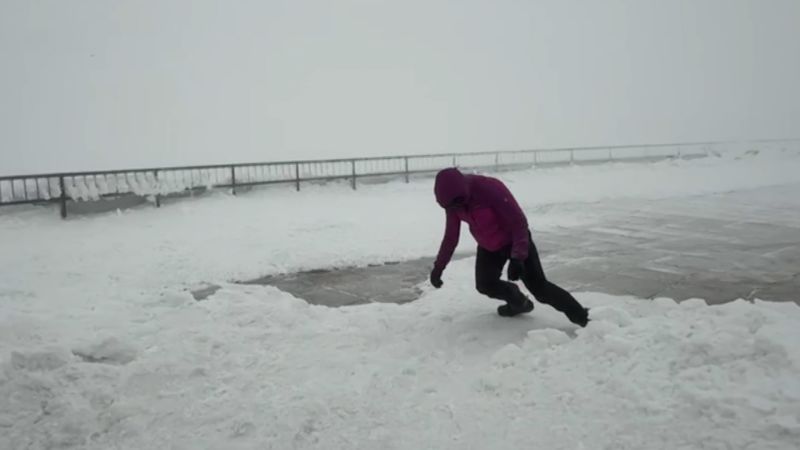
left=1, top=150, right=800, bottom=449
left=63, top=171, right=208, bottom=202
left=2, top=273, right=799, bottom=449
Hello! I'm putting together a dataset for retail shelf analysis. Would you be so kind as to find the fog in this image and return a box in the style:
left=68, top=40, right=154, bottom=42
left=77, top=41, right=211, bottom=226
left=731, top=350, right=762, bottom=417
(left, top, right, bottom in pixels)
left=1, top=0, right=798, bottom=175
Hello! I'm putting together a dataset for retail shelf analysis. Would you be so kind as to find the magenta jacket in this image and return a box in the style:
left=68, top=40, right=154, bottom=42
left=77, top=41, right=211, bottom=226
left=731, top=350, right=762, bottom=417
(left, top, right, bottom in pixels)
left=433, top=168, right=529, bottom=272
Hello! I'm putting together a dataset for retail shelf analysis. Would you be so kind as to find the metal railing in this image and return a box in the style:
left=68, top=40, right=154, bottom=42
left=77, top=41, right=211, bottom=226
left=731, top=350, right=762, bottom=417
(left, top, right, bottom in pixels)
left=1, top=139, right=797, bottom=218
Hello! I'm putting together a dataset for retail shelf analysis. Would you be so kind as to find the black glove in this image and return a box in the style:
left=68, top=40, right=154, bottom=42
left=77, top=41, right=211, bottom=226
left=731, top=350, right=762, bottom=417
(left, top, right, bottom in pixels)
left=430, top=267, right=443, bottom=288
left=507, top=258, right=524, bottom=281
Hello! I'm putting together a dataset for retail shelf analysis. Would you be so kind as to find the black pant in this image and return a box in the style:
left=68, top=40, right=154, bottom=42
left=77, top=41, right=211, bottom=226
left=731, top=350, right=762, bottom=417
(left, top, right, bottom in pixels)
left=475, top=234, right=586, bottom=322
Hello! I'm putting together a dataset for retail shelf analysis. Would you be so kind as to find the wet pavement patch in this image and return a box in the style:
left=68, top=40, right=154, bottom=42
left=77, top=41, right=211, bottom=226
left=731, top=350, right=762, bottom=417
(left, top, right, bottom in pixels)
left=236, top=257, right=452, bottom=307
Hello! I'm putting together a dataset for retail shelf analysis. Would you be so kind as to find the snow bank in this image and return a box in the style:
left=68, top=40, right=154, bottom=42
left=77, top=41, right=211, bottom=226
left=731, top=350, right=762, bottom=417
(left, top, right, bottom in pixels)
left=1, top=267, right=798, bottom=449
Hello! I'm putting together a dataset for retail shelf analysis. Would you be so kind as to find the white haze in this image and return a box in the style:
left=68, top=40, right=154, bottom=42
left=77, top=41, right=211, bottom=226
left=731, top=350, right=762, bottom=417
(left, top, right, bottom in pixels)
left=1, top=0, right=799, bottom=175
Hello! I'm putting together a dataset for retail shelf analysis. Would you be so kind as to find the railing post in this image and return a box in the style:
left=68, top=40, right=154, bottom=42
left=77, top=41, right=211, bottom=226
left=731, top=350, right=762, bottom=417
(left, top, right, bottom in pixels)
left=534, top=151, right=538, bottom=166
left=608, top=148, right=613, bottom=161
left=295, top=163, right=301, bottom=191
left=494, top=152, right=499, bottom=171
left=351, top=160, right=357, bottom=190
left=58, top=176, right=67, bottom=219
left=153, top=170, right=161, bottom=207
left=677, top=145, right=682, bottom=159
left=452, top=155, right=456, bottom=167
left=570, top=149, right=574, bottom=164
left=404, top=157, right=409, bottom=183
left=230, top=165, right=237, bottom=195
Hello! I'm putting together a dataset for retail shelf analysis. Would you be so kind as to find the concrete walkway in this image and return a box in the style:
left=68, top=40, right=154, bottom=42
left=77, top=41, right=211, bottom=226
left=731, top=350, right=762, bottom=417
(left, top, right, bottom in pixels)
left=195, top=184, right=800, bottom=306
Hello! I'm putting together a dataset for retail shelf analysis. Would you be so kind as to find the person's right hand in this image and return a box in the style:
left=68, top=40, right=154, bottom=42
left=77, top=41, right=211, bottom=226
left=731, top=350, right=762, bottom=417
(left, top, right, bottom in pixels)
left=430, top=267, right=443, bottom=288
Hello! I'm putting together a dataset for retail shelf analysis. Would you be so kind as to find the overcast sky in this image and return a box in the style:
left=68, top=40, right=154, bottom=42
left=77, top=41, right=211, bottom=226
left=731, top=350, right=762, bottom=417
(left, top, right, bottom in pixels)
left=1, top=0, right=798, bottom=174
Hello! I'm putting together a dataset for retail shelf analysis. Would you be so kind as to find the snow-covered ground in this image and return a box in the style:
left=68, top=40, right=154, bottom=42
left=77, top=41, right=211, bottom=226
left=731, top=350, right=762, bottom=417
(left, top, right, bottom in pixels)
left=1, top=150, right=800, bottom=449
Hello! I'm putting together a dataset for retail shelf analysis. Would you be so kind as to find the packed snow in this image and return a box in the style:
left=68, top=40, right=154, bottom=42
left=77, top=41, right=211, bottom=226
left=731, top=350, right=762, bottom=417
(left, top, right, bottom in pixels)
left=1, top=150, right=800, bottom=449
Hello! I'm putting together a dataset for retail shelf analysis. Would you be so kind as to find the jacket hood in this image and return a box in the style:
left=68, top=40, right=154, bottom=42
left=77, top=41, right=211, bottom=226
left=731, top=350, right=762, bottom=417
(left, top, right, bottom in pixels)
left=434, top=168, right=469, bottom=208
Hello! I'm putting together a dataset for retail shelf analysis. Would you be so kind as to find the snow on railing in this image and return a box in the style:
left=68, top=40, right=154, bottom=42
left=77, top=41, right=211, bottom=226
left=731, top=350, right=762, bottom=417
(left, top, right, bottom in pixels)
left=1, top=139, right=798, bottom=217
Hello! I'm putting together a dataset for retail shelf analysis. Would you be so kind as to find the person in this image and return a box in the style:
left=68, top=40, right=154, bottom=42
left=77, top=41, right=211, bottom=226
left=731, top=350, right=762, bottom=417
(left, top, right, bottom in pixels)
left=430, top=167, right=589, bottom=326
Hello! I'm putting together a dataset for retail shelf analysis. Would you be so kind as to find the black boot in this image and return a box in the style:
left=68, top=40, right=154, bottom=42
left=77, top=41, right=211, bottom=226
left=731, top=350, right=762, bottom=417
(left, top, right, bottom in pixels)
left=497, top=297, right=534, bottom=317
left=569, top=307, right=590, bottom=327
